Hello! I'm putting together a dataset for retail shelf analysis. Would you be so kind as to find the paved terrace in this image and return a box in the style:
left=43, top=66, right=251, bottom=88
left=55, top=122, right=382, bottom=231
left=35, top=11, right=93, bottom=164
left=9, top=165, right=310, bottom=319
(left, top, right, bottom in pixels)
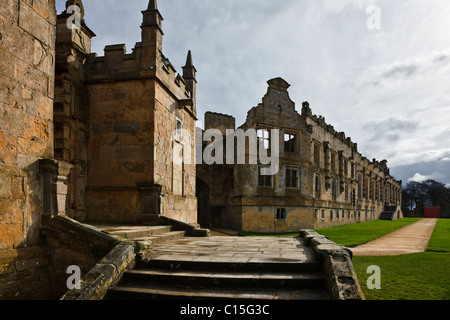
left=149, top=236, right=317, bottom=264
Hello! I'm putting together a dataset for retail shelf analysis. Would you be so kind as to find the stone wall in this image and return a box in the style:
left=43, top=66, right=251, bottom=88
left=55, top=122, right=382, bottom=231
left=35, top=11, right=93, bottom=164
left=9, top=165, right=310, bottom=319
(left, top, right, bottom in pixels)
left=82, top=2, right=198, bottom=225
left=302, top=102, right=403, bottom=229
left=0, top=0, right=57, bottom=299
left=199, top=78, right=402, bottom=233
left=41, top=216, right=124, bottom=299
left=86, top=80, right=155, bottom=223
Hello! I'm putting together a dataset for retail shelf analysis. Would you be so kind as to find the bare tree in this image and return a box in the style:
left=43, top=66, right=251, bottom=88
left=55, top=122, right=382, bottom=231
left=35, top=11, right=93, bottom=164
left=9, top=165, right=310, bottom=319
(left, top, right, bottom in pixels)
left=402, top=179, right=450, bottom=209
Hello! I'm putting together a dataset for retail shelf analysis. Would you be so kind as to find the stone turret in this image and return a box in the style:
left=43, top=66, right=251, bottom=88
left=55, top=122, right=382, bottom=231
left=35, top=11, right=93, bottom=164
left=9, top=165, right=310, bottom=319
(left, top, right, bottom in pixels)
left=54, top=0, right=95, bottom=220
left=183, top=50, right=197, bottom=105
left=141, top=0, right=164, bottom=70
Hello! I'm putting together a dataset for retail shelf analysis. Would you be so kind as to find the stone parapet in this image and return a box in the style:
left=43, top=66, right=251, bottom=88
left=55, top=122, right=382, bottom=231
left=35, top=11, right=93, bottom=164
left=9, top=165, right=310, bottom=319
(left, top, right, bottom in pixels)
left=60, top=243, right=136, bottom=300
left=158, top=215, right=210, bottom=237
left=300, top=229, right=365, bottom=300
left=41, top=216, right=151, bottom=299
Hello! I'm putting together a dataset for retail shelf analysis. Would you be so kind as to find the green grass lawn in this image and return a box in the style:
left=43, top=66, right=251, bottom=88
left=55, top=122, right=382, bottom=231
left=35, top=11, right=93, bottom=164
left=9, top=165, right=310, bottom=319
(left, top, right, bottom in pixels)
left=316, top=218, right=422, bottom=247
left=239, top=218, right=450, bottom=300
left=427, top=219, right=450, bottom=252
left=318, top=218, right=450, bottom=300
left=353, top=252, right=450, bottom=300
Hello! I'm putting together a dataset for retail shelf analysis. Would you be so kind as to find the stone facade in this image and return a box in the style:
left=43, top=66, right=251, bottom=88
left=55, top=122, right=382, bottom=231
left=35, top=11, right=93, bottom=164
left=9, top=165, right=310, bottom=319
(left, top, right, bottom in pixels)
left=0, top=0, right=198, bottom=299
left=0, top=0, right=57, bottom=299
left=54, top=0, right=198, bottom=225
left=197, top=78, right=402, bottom=233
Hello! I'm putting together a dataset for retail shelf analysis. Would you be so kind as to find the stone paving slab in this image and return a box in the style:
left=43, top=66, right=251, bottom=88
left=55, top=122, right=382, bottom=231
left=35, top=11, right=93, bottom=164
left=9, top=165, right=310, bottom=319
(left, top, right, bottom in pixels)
left=350, top=218, right=438, bottom=256
left=150, top=236, right=316, bottom=264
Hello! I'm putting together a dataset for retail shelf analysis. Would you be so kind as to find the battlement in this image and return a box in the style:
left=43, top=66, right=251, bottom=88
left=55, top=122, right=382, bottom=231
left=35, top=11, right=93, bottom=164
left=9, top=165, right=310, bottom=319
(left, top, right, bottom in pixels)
left=301, top=101, right=398, bottom=183
left=86, top=43, right=194, bottom=106
left=301, top=101, right=356, bottom=149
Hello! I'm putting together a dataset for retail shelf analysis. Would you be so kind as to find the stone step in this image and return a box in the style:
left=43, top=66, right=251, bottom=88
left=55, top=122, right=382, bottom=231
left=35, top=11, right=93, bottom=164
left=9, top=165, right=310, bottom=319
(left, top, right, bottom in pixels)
left=106, top=282, right=329, bottom=300
left=132, top=231, right=186, bottom=244
left=140, top=257, right=321, bottom=273
left=92, top=224, right=173, bottom=240
left=122, top=268, right=326, bottom=290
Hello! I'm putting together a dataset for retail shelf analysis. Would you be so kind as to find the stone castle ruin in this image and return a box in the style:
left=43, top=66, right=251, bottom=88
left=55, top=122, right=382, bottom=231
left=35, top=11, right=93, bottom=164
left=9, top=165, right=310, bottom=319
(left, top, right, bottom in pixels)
left=0, top=0, right=394, bottom=299
left=197, top=78, right=403, bottom=233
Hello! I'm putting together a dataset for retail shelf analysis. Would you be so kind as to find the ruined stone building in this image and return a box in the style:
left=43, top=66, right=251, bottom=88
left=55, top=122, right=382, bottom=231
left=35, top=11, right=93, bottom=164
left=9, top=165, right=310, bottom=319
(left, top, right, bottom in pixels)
left=1, top=0, right=198, bottom=299
left=197, top=78, right=403, bottom=233
left=1, top=0, right=395, bottom=300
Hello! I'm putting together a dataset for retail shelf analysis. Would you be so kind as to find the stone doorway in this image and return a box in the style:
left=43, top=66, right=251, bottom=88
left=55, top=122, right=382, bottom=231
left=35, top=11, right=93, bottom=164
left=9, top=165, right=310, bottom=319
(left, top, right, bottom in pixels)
left=196, top=178, right=210, bottom=228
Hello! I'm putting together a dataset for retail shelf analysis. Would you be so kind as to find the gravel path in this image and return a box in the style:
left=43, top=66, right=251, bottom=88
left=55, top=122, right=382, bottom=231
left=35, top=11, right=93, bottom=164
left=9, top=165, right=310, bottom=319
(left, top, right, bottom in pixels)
left=350, top=219, right=438, bottom=256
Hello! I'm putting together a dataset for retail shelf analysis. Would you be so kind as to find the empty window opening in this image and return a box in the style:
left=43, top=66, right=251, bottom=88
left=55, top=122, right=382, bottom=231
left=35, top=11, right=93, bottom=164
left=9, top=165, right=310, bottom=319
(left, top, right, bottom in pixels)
left=276, top=208, right=287, bottom=221
left=284, top=133, right=295, bottom=153
left=257, top=129, right=270, bottom=150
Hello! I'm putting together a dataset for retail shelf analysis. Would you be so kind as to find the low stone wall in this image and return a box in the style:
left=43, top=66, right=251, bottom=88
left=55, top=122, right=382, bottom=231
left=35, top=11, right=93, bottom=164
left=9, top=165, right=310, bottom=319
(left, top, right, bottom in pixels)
left=41, top=216, right=148, bottom=299
left=300, top=229, right=365, bottom=300
left=0, top=246, right=51, bottom=299
left=61, top=242, right=136, bottom=300
left=158, top=215, right=210, bottom=237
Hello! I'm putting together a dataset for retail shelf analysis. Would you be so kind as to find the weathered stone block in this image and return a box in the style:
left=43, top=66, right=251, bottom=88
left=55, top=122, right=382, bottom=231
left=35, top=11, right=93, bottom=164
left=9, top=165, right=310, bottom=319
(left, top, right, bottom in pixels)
left=113, top=121, right=141, bottom=133
left=18, top=1, right=52, bottom=47
left=117, top=146, right=139, bottom=161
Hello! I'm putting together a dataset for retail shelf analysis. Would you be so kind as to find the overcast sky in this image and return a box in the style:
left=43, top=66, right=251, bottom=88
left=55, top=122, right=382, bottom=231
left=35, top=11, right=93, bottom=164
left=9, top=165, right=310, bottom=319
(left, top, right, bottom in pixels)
left=56, top=0, right=450, bottom=186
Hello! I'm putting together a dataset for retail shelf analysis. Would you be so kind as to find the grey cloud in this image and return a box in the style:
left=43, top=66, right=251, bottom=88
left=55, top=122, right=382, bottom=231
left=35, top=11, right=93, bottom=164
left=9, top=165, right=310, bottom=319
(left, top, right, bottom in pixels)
left=381, top=64, right=418, bottom=79
left=433, top=54, right=450, bottom=66
left=366, top=118, right=419, bottom=134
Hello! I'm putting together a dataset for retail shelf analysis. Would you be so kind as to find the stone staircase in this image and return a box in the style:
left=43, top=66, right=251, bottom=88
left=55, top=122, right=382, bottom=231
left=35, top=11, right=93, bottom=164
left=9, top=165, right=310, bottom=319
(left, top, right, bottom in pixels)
left=379, top=205, right=403, bottom=220
left=93, top=224, right=186, bottom=244
left=104, top=237, right=330, bottom=300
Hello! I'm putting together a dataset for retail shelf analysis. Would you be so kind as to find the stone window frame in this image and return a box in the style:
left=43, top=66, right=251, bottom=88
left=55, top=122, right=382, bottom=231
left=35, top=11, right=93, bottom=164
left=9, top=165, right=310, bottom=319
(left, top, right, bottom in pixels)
left=257, top=128, right=271, bottom=150
left=330, top=150, right=337, bottom=172
left=171, top=140, right=185, bottom=197
left=285, top=166, right=300, bottom=189
left=344, top=158, right=349, bottom=177
left=276, top=208, right=288, bottom=221
left=175, top=116, right=183, bottom=137
left=313, top=141, right=321, bottom=166
left=357, top=173, right=363, bottom=200
left=284, top=132, right=296, bottom=153
left=345, top=183, right=349, bottom=201
left=314, top=173, right=321, bottom=196
left=258, top=165, right=273, bottom=188
left=331, top=179, right=337, bottom=197
left=321, top=209, right=325, bottom=221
